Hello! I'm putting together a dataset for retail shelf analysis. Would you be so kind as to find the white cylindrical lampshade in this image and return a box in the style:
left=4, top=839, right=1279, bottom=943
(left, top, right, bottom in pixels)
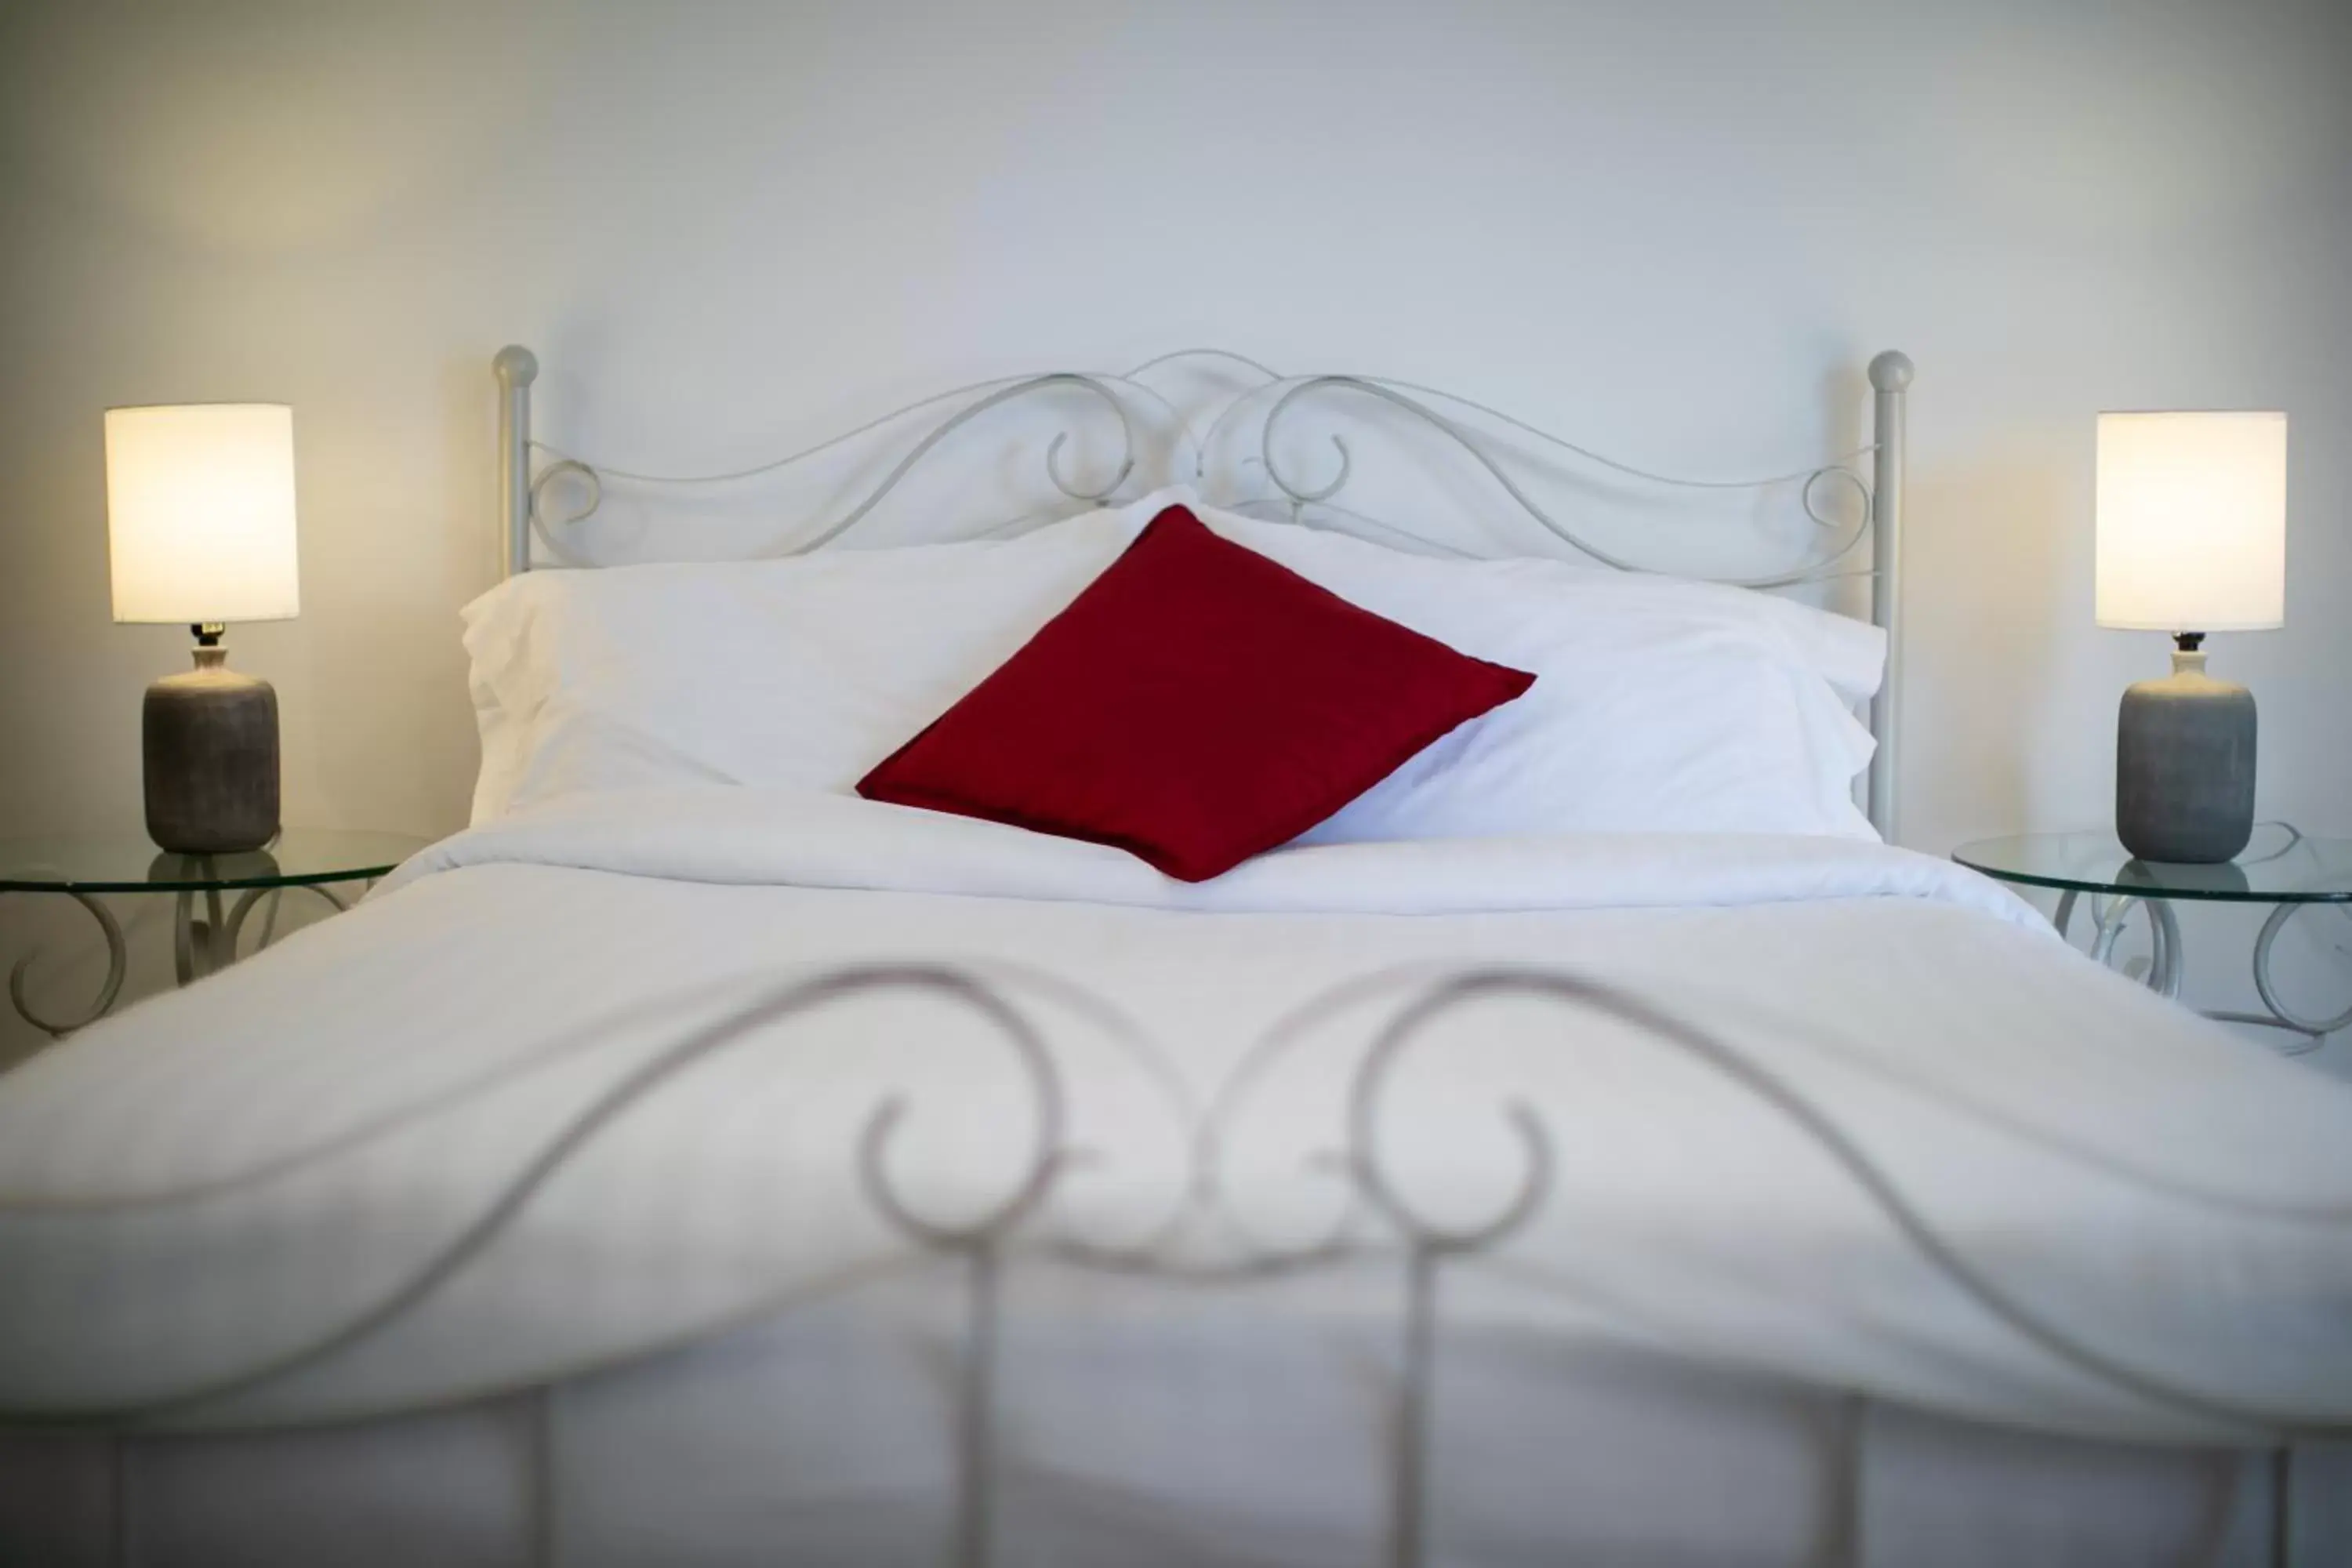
left=2094, top=410, right=2285, bottom=632
left=105, top=403, right=301, bottom=624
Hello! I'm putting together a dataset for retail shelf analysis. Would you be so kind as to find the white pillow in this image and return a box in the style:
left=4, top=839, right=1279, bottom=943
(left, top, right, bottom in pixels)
left=1187, top=500, right=1882, bottom=842
left=461, top=513, right=1143, bottom=823
left=463, top=484, right=1883, bottom=842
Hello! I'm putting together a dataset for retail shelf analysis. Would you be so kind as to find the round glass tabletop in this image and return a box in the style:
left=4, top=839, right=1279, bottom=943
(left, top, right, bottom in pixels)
left=1951, top=826, right=2352, bottom=903
left=0, top=829, right=433, bottom=894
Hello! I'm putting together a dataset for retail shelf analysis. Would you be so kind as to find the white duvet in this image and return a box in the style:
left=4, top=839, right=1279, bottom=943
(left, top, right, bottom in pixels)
left=2, top=791, right=2349, bottom=1454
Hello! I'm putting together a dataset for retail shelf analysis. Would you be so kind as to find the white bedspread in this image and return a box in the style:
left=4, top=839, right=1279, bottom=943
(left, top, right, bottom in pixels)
left=2, top=789, right=2348, bottom=1454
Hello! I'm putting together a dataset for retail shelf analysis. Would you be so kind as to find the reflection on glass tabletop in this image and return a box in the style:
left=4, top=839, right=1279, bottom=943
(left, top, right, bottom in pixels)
left=0, top=829, right=434, bottom=894
left=1951, top=826, right=2352, bottom=903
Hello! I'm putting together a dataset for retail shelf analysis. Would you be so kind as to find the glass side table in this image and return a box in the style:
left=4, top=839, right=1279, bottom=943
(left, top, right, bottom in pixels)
left=1953, top=826, right=2352, bottom=1053
left=0, top=829, right=430, bottom=1039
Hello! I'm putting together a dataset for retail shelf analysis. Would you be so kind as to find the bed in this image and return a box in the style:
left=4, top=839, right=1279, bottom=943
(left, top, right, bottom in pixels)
left=1, top=348, right=2347, bottom=1568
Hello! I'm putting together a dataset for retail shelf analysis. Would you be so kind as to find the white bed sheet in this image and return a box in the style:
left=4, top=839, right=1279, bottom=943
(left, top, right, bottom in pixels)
left=3, top=790, right=2350, bottom=1563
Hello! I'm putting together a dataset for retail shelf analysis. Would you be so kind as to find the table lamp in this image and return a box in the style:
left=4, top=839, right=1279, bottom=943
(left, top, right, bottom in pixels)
left=104, top=403, right=301, bottom=854
left=2095, top=410, right=2285, bottom=863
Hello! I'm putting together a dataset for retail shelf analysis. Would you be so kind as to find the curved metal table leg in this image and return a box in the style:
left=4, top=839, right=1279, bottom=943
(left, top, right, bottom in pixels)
left=8, top=892, right=129, bottom=1039
left=221, top=882, right=350, bottom=962
left=2060, top=886, right=2344, bottom=1053
left=2087, top=895, right=2138, bottom=970
left=172, top=862, right=251, bottom=987
left=173, top=888, right=205, bottom=986
left=2056, top=891, right=2182, bottom=999
left=222, top=887, right=276, bottom=962
left=2204, top=904, right=2352, bottom=1058
left=2147, top=898, right=2183, bottom=1000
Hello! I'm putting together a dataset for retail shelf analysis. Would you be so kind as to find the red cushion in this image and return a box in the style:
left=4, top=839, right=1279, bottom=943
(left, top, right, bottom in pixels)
left=857, top=506, right=1535, bottom=880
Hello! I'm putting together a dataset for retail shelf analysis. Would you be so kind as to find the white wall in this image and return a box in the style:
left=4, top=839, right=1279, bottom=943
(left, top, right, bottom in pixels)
left=3, top=0, right=2349, bottom=1065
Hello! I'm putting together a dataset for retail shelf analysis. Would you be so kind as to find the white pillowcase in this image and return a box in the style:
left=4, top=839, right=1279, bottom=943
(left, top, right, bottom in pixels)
left=463, top=485, right=1883, bottom=843
left=462, top=514, right=1142, bottom=823
left=1186, top=501, right=1882, bottom=843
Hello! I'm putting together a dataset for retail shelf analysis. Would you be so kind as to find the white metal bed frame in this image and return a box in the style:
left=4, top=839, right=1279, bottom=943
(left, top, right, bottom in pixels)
left=464, top=347, right=2321, bottom=1566
left=490, top=343, right=1915, bottom=841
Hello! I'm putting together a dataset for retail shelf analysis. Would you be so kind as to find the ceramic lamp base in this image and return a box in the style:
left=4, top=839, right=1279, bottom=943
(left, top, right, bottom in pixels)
left=2115, top=639, right=2255, bottom=865
left=143, top=641, right=280, bottom=854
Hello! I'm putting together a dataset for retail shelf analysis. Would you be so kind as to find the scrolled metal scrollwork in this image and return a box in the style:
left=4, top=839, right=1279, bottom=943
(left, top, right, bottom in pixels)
left=783, top=372, right=1139, bottom=556
left=1345, top=979, right=1555, bottom=1256
left=1332, top=971, right=1558, bottom=1568
left=843, top=968, right=1071, bottom=1568
left=853, top=983, right=1066, bottom=1254
left=524, top=370, right=1151, bottom=565
left=1159, top=968, right=1461, bottom=1276
left=527, top=459, right=603, bottom=567
left=5, top=880, right=360, bottom=1044
left=1316, top=965, right=2343, bottom=1568
left=1247, top=372, right=1876, bottom=590
left=1329, top=967, right=2336, bottom=1436
left=2250, top=902, right=2352, bottom=1044
left=513, top=347, right=1882, bottom=591
left=2209, top=822, right=2352, bottom=1052
left=31, top=964, right=1080, bottom=1428
left=1043, top=427, right=1132, bottom=504
left=15, top=953, right=2341, bottom=1568
left=2049, top=824, right=2350, bottom=1052
left=5, top=891, right=127, bottom=1040
left=1798, top=461, right=1875, bottom=544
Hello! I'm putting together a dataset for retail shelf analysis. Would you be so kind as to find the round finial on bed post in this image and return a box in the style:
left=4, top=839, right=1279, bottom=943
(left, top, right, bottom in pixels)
left=493, top=345, right=539, bottom=387
left=1867, top=351, right=1915, bottom=392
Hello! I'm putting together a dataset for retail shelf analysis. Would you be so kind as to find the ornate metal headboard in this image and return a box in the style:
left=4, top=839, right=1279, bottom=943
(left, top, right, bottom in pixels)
left=489, top=346, right=1914, bottom=838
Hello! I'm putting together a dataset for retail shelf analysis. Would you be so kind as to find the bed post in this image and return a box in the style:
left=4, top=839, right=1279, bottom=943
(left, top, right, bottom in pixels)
left=495, top=345, right=539, bottom=578
left=1866, top=351, right=1911, bottom=844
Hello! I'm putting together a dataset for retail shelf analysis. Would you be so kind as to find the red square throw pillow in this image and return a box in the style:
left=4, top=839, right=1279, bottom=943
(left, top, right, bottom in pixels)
left=857, top=506, right=1535, bottom=880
